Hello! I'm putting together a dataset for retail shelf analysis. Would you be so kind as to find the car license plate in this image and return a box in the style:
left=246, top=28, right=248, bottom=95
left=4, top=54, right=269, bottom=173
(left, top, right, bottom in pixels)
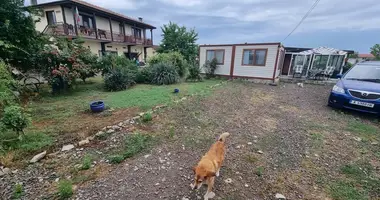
left=350, top=100, right=375, bottom=108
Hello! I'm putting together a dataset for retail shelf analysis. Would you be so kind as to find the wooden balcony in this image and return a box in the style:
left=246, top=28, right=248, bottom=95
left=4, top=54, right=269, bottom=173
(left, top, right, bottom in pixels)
left=43, top=23, right=152, bottom=45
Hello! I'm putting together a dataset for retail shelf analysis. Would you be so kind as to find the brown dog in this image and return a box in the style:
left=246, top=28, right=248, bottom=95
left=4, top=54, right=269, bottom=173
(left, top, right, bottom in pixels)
left=191, top=132, right=230, bottom=200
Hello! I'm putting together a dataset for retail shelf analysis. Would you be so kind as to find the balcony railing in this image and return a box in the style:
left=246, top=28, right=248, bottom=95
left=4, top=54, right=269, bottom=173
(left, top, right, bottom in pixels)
left=43, top=23, right=153, bottom=45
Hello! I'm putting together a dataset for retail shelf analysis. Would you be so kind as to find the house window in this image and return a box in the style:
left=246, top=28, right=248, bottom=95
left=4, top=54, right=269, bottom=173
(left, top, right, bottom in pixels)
left=119, top=24, right=124, bottom=35
left=242, top=49, right=267, bottom=66
left=206, top=50, right=225, bottom=65
left=46, top=11, right=56, bottom=25
left=132, top=28, right=142, bottom=39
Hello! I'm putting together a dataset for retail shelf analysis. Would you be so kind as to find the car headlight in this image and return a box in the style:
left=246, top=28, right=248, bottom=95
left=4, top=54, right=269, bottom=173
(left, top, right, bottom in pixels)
left=332, top=85, right=345, bottom=94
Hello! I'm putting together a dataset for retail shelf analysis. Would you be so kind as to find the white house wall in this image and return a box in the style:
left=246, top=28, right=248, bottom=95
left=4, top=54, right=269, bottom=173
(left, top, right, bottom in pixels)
left=199, top=46, right=232, bottom=76
left=233, top=44, right=279, bottom=79
left=83, top=41, right=102, bottom=55
left=95, top=16, right=110, bottom=30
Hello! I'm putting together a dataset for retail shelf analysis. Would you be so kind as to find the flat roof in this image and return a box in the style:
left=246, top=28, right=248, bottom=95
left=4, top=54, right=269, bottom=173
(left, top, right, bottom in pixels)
left=199, top=42, right=281, bottom=47
left=31, top=0, right=156, bottom=29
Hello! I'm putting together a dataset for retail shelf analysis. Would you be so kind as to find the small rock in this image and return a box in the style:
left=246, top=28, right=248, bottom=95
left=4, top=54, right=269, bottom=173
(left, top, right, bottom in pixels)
left=61, top=144, right=75, bottom=152
left=297, top=83, right=304, bottom=88
left=159, top=157, right=165, bottom=164
left=162, top=178, right=166, bottom=182
left=353, top=137, right=362, bottom=142
left=134, top=166, right=139, bottom=171
left=236, top=145, right=241, bottom=149
left=55, top=178, right=60, bottom=182
left=87, top=136, right=95, bottom=141
left=106, top=129, right=115, bottom=134
left=112, top=125, right=121, bottom=130
left=132, top=116, right=141, bottom=120
left=78, top=139, right=90, bottom=146
left=275, top=193, right=286, bottom=199
left=144, top=154, right=151, bottom=158
left=257, top=150, right=264, bottom=154
left=139, top=112, right=145, bottom=117
left=179, top=167, right=183, bottom=171
left=38, top=177, right=43, bottom=182
left=30, top=151, right=47, bottom=163
left=96, top=131, right=105, bottom=136
left=245, top=184, right=249, bottom=187
left=155, top=183, right=160, bottom=186
left=371, top=141, right=378, bottom=145
left=12, top=170, right=18, bottom=174
left=118, top=122, right=124, bottom=127
left=224, top=178, right=232, bottom=184
left=0, top=171, right=4, bottom=177
left=247, top=142, right=252, bottom=145
left=2, top=168, right=11, bottom=174
left=182, top=197, right=189, bottom=200
left=253, top=135, right=258, bottom=139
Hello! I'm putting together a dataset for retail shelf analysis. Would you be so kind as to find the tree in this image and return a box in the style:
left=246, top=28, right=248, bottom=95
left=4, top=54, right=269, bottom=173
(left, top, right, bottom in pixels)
left=370, top=44, right=380, bottom=60
left=348, top=52, right=359, bottom=59
left=158, top=22, right=198, bottom=62
left=0, top=0, right=48, bottom=71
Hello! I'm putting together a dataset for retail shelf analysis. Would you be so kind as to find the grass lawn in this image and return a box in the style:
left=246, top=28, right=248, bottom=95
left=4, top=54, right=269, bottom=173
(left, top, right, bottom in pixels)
left=0, top=77, right=223, bottom=164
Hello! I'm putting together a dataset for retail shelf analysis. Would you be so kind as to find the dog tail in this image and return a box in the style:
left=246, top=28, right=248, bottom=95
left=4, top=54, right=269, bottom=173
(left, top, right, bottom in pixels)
left=218, top=132, right=230, bottom=142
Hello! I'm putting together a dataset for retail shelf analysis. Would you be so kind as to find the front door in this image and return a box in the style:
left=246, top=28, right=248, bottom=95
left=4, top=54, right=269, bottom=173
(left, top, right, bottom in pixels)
left=282, top=54, right=292, bottom=75
left=46, top=11, right=56, bottom=25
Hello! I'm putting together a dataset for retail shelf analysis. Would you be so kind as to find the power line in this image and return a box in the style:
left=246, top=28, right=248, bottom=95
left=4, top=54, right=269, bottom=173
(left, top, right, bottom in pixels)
left=282, top=0, right=321, bottom=42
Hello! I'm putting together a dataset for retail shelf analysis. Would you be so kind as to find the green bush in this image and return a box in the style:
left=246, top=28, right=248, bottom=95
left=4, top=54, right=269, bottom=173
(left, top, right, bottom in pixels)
left=135, top=67, right=153, bottom=84
left=148, top=52, right=188, bottom=78
left=204, top=58, right=219, bottom=78
left=187, top=63, right=203, bottom=81
left=1, top=106, right=30, bottom=140
left=142, top=113, right=153, bottom=122
left=0, top=60, right=18, bottom=109
left=13, top=183, right=23, bottom=199
left=97, top=54, right=137, bottom=75
left=151, top=62, right=179, bottom=85
left=58, top=179, right=73, bottom=199
left=104, top=67, right=136, bottom=91
left=123, top=133, right=152, bottom=158
left=80, top=155, right=92, bottom=170
left=108, top=154, right=124, bottom=164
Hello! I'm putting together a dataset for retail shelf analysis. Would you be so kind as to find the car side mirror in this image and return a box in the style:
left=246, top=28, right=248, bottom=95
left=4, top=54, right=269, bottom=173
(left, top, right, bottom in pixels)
left=336, top=74, right=342, bottom=79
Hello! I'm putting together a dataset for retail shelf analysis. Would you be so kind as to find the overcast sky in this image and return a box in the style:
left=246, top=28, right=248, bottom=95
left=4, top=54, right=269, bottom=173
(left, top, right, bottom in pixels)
left=28, top=0, right=380, bottom=53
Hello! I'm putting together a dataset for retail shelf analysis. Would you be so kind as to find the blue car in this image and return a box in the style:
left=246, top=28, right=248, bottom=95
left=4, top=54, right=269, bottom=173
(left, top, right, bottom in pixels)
left=328, top=61, right=380, bottom=116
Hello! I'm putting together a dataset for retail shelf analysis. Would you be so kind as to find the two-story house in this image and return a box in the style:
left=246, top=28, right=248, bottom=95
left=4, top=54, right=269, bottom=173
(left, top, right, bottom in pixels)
left=31, top=0, right=156, bottom=62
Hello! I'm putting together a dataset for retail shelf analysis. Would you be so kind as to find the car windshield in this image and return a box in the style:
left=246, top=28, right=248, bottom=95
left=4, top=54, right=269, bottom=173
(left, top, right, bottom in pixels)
left=344, top=64, right=380, bottom=82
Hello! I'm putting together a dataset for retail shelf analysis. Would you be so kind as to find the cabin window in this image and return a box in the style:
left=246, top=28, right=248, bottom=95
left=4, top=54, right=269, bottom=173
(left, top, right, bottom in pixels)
left=206, top=50, right=225, bottom=65
left=242, top=49, right=267, bottom=66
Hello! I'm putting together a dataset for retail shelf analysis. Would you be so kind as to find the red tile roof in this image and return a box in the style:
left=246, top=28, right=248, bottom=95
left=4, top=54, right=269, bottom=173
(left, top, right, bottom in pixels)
left=358, top=53, right=375, bottom=58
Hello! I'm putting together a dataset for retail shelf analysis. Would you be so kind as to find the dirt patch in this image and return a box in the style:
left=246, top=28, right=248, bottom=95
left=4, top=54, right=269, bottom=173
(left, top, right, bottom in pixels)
left=2, top=82, right=379, bottom=200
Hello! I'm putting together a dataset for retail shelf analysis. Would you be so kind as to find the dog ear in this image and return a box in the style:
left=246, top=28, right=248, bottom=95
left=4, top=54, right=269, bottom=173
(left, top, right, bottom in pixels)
left=207, top=171, right=216, bottom=177
left=192, top=166, right=197, bottom=173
